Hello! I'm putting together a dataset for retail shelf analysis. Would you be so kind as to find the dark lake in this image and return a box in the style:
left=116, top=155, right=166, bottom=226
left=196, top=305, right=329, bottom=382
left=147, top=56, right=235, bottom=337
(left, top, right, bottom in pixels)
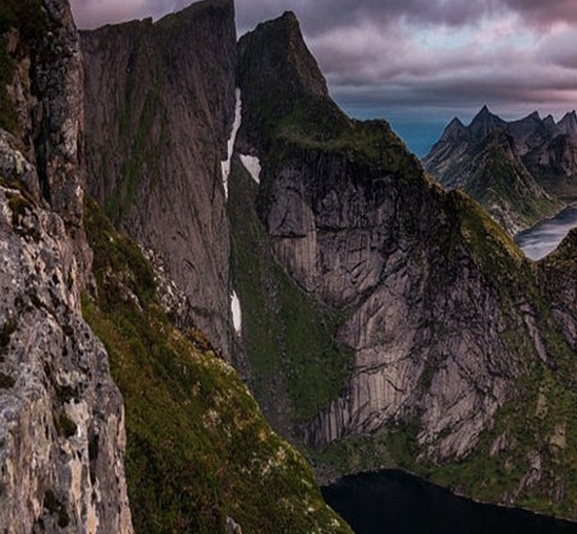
left=515, top=206, right=577, bottom=261
left=322, top=469, right=577, bottom=534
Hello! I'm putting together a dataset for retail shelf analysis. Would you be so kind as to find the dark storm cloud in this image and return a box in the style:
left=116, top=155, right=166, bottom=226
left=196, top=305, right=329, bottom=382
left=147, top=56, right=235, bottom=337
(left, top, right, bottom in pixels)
left=503, top=0, right=577, bottom=28
left=69, top=0, right=577, bottom=129
left=236, top=0, right=504, bottom=35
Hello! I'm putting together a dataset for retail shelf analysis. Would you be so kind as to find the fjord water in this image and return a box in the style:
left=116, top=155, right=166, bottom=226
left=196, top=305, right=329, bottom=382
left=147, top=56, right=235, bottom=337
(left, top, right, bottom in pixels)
left=515, top=206, right=577, bottom=261
left=323, top=470, right=577, bottom=534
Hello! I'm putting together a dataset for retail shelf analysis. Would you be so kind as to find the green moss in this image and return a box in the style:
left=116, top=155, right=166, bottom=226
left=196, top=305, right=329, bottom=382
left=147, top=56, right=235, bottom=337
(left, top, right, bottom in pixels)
left=55, top=412, right=77, bottom=439
left=82, top=197, right=353, bottom=534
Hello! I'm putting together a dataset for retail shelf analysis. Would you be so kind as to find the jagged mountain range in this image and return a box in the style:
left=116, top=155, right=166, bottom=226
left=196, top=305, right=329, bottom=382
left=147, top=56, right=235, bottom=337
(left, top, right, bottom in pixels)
left=424, top=105, right=577, bottom=235
left=3, top=0, right=577, bottom=532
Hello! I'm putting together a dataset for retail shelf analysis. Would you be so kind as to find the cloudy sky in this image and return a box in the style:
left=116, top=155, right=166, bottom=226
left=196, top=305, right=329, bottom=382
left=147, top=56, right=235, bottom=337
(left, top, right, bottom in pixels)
left=69, top=0, right=577, bottom=155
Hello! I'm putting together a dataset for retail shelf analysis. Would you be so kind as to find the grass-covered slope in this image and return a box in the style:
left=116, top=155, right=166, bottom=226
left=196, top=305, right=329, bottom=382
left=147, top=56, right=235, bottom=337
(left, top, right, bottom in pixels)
left=82, top=197, right=353, bottom=534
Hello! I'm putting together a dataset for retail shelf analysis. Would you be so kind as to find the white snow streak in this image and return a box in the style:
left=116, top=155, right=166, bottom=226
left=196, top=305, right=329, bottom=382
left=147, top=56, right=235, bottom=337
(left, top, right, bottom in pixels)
left=231, top=290, right=242, bottom=335
left=240, top=154, right=261, bottom=184
left=221, top=88, right=242, bottom=199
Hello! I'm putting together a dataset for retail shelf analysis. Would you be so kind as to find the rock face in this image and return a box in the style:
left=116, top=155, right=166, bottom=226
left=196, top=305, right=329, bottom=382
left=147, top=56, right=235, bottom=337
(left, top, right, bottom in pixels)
left=0, top=175, right=132, bottom=534
left=81, top=0, right=237, bottom=359
left=0, top=1, right=133, bottom=532
left=236, top=11, right=522, bottom=461
left=423, top=107, right=562, bottom=236
left=4, top=0, right=92, bottom=284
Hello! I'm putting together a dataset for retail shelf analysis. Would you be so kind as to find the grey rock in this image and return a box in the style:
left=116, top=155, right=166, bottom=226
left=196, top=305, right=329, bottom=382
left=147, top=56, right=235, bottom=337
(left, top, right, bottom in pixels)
left=0, top=177, right=132, bottom=534
left=81, top=0, right=237, bottom=358
left=237, top=12, right=550, bottom=465
left=32, top=0, right=93, bottom=284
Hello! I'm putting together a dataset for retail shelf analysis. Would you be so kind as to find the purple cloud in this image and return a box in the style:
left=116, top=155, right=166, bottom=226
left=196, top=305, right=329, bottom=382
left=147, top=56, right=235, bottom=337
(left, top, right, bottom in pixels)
left=69, top=0, right=577, bottom=131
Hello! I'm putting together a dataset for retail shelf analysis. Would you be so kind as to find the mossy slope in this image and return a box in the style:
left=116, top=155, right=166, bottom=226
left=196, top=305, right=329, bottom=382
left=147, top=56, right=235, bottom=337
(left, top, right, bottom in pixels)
left=82, top=196, right=353, bottom=534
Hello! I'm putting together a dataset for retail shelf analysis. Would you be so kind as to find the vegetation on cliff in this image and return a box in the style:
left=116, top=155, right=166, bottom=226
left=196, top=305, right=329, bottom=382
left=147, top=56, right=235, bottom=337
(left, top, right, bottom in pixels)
left=82, top=196, right=352, bottom=534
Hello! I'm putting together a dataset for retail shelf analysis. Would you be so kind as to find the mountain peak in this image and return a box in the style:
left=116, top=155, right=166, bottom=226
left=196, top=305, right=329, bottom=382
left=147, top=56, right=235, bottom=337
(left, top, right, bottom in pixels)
left=558, top=110, right=577, bottom=136
left=544, top=114, right=555, bottom=128
left=469, top=105, right=506, bottom=140
left=438, top=117, right=468, bottom=143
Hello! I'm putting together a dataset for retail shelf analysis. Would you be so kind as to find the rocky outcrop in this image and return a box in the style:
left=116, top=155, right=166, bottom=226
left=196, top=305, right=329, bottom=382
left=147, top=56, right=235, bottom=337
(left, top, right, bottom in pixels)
left=3, top=0, right=92, bottom=285
left=423, top=107, right=562, bottom=236
left=81, top=0, right=237, bottom=359
left=0, top=150, right=132, bottom=534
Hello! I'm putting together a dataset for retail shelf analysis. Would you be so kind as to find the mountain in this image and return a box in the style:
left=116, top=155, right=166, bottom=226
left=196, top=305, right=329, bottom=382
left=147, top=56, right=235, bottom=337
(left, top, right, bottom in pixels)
left=0, top=1, right=355, bottom=533
left=229, top=11, right=577, bottom=518
left=424, top=107, right=562, bottom=235
left=79, top=1, right=577, bottom=522
left=5, top=0, right=577, bottom=531
left=81, top=0, right=237, bottom=359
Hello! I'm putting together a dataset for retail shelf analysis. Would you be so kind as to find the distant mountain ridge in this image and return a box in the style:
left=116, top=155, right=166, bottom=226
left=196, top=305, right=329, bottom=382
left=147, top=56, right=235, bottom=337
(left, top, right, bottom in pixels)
left=423, top=106, right=577, bottom=235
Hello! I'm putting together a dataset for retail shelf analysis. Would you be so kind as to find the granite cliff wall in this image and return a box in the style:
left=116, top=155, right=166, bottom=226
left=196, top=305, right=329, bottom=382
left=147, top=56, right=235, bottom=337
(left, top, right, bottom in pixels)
left=82, top=0, right=237, bottom=359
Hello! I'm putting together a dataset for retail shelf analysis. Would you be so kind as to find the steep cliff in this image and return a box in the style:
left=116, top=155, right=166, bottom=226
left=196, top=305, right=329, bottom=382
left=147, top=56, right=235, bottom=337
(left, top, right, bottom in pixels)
left=82, top=0, right=236, bottom=359
left=0, top=1, right=133, bottom=532
left=424, top=107, right=561, bottom=236
left=233, top=11, right=577, bottom=518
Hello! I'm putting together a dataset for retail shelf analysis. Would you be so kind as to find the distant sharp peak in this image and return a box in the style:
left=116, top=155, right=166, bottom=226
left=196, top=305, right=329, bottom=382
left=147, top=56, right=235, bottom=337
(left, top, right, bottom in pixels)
left=543, top=114, right=556, bottom=128
left=558, top=110, right=577, bottom=135
left=438, top=116, right=468, bottom=143
left=448, top=116, right=465, bottom=128
left=468, top=104, right=507, bottom=140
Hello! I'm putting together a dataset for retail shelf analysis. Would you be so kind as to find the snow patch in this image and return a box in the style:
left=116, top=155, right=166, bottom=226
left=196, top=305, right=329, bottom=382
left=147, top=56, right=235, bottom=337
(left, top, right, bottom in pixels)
left=231, top=290, right=242, bottom=335
left=240, top=154, right=261, bottom=184
left=221, top=88, right=242, bottom=199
